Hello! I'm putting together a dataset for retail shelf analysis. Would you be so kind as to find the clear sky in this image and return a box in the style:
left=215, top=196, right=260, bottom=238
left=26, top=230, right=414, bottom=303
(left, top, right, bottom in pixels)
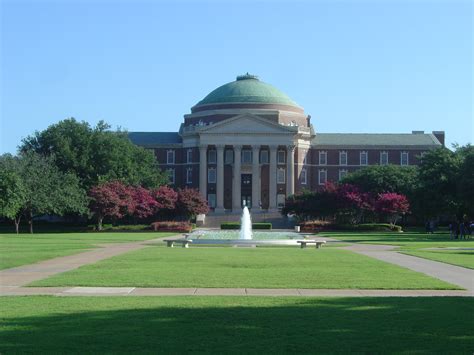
left=1, top=0, right=472, bottom=154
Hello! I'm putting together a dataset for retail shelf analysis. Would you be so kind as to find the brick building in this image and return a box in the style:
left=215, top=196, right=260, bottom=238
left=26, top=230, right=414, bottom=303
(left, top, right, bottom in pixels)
left=129, top=74, right=444, bottom=212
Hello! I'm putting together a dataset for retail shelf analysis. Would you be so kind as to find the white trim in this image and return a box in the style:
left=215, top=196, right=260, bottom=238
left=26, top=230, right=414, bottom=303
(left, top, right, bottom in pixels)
left=400, top=151, right=409, bottom=166
left=277, top=167, right=286, bottom=184
left=167, top=168, right=175, bottom=184
left=360, top=151, right=368, bottom=166
left=166, top=150, right=175, bottom=165
left=380, top=151, right=388, bottom=165
left=339, top=151, right=347, bottom=166
left=186, top=167, right=193, bottom=184
left=318, top=169, right=327, bottom=185
left=301, top=168, right=307, bottom=185
left=319, top=151, right=327, bottom=165
left=186, top=149, right=193, bottom=164
left=277, top=150, right=286, bottom=164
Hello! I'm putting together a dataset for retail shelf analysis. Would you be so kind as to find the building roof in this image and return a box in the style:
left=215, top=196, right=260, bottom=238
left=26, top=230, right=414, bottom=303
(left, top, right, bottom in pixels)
left=312, top=133, right=442, bottom=148
left=128, top=132, right=182, bottom=146
left=194, top=74, right=301, bottom=108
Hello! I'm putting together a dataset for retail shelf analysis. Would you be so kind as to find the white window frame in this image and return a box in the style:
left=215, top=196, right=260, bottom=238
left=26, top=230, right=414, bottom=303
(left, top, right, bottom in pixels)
left=277, top=150, right=286, bottom=164
left=339, top=151, right=347, bottom=166
left=208, top=167, right=216, bottom=183
left=360, top=151, right=368, bottom=166
left=339, top=169, right=348, bottom=181
left=187, top=149, right=193, bottom=164
left=318, top=169, right=327, bottom=185
left=242, top=150, right=252, bottom=164
left=301, top=168, right=307, bottom=185
left=208, top=150, right=217, bottom=164
left=277, top=168, right=286, bottom=184
left=401, top=151, right=409, bottom=166
left=380, top=151, right=388, bottom=165
left=319, top=151, right=327, bottom=165
left=225, top=150, right=234, bottom=164
left=186, top=167, right=192, bottom=184
left=167, top=168, right=175, bottom=184
left=207, top=194, right=216, bottom=208
left=260, top=150, right=269, bottom=164
left=166, top=150, right=175, bottom=165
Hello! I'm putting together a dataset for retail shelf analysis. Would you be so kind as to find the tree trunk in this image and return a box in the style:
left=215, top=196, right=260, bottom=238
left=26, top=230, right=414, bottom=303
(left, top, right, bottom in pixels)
left=97, top=216, right=103, bottom=231
left=28, top=211, right=34, bottom=234
left=14, top=215, right=21, bottom=234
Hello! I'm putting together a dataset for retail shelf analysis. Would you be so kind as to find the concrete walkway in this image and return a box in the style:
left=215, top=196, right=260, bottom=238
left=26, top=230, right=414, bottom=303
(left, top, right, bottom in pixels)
left=0, top=286, right=471, bottom=297
left=344, top=244, right=474, bottom=293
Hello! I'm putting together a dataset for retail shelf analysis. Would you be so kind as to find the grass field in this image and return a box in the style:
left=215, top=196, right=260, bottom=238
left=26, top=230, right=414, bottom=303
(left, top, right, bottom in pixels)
left=1, top=296, right=473, bottom=354
left=327, top=231, right=474, bottom=268
left=0, top=232, right=175, bottom=270
left=31, top=246, right=459, bottom=289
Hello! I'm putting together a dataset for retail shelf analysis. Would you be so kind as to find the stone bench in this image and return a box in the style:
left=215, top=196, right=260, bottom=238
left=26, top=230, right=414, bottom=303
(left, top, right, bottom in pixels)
left=163, top=239, right=193, bottom=248
left=297, top=240, right=326, bottom=249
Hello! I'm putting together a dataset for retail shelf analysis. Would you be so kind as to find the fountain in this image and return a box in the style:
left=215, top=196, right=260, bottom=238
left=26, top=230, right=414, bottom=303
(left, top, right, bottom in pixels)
left=240, top=206, right=252, bottom=240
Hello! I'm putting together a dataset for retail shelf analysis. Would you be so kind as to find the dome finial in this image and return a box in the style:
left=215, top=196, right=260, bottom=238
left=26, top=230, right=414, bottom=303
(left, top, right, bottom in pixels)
left=236, top=73, right=259, bottom=81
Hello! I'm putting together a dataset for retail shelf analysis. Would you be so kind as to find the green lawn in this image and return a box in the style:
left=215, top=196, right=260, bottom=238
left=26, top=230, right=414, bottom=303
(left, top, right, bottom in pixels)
left=1, top=296, right=472, bottom=354
left=327, top=231, right=474, bottom=268
left=31, top=246, right=459, bottom=289
left=0, top=232, right=175, bottom=270
left=401, top=249, right=474, bottom=269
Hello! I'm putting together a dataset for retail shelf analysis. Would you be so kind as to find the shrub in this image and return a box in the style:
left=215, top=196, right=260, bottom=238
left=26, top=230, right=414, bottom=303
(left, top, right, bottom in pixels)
left=338, top=223, right=403, bottom=232
left=151, top=221, right=192, bottom=233
left=220, top=222, right=272, bottom=230
left=299, top=220, right=333, bottom=232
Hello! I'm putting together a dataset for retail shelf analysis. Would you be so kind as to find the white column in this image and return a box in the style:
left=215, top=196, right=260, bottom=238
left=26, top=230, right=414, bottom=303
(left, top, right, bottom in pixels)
left=215, top=145, right=225, bottom=212
left=232, top=145, right=242, bottom=211
left=269, top=145, right=278, bottom=210
left=286, top=145, right=295, bottom=196
left=199, top=145, right=207, bottom=199
left=251, top=145, right=260, bottom=210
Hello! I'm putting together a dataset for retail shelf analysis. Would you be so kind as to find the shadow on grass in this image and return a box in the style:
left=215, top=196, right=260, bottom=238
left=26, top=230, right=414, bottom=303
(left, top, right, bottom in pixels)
left=1, top=297, right=473, bottom=353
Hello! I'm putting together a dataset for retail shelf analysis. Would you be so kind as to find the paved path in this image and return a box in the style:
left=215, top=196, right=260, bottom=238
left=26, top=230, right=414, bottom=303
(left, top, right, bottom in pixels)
left=344, top=244, right=474, bottom=293
left=0, top=286, right=471, bottom=297
left=0, top=241, right=151, bottom=287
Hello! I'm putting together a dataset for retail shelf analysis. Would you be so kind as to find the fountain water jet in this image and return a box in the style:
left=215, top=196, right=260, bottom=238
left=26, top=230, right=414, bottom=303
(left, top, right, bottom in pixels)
left=240, top=206, right=253, bottom=240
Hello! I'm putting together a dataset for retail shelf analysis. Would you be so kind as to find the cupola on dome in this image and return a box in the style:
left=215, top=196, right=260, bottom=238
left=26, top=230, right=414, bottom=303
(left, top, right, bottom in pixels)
left=193, top=73, right=301, bottom=109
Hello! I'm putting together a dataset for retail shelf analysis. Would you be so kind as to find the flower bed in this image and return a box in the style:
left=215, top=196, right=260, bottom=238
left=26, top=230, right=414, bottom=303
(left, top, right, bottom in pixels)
left=151, top=221, right=192, bottom=233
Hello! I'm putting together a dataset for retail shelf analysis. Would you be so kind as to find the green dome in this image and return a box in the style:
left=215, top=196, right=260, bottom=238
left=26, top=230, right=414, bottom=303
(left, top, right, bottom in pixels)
left=195, top=74, right=301, bottom=108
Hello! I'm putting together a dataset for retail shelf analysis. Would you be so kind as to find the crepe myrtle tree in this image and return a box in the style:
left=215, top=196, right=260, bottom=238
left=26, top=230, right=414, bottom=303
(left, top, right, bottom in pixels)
left=176, top=187, right=209, bottom=220
left=374, top=192, right=410, bottom=226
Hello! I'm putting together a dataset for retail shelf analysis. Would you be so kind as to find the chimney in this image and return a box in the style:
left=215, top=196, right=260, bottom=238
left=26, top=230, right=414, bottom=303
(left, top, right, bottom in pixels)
left=432, top=131, right=445, bottom=146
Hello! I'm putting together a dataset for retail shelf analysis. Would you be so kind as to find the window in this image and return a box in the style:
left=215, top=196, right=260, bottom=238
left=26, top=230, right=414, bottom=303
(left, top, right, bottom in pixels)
left=401, top=152, right=409, bottom=166
left=339, top=169, right=348, bottom=181
left=225, top=150, right=234, bottom=164
left=242, top=150, right=252, bottom=164
left=208, top=150, right=216, bottom=164
left=277, top=194, right=286, bottom=208
left=301, top=168, right=307, bottom=185
left=208, top=194, right=216, bottom=208
left=187, top=149, right=193, bottom=164
left=186, top=168, right=192, bottom=184
left=277, top=168, right=286, bottom=184
left=318, top=169, right=327, bottom=185
left=260, top=150, right=269, bottom=164
left=319, top=151, right=327, bottom=165
left=380, top=151, right=388, bottom=165
left=339, top=151, right=347, bottom=166
left=277, top=150, right=286, bottom=164
left=208, top=167, right=216, bottom=183
left=360, top=151, right=368, bottom=166
left=167, top=168, right=175, bottom=184
left=302, top=150, right=308, bottom=164
left=166, top=150, right=175, bottom=165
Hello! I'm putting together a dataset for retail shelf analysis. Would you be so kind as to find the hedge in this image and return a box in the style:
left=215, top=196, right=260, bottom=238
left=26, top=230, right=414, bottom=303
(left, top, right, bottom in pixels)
left=221, top=222, right=272, bottom=230
left=299, top=221, right=402, bottom=232
left=151, top=221, right=193, bottom=233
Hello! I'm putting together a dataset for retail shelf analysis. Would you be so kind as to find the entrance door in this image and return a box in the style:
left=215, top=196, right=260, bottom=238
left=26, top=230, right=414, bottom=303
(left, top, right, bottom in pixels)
left=241, top=174, right=252, bottom=208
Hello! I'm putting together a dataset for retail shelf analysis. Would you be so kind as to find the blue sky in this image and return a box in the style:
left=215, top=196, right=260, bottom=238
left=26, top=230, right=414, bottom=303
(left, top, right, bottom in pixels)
left=1, top=0, right=472, bottom=153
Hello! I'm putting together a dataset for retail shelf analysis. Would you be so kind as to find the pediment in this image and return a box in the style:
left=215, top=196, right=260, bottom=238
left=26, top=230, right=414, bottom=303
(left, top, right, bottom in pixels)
left=199, top=114, right=294, bottom=135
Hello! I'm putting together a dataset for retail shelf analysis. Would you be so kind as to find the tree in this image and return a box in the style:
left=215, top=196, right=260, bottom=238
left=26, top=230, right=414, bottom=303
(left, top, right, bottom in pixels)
left=176, top=188, right=209, bottom=219
left=456, top=145, right=474, bottom=218
left=20, top=118, right=168, bottom=189
left=131, top=186, right=157, bottom=220
left=0, top=164, right=26, bottom=233
left=88, top=181, right=135, bottom=230
left=152, top=186, right=178, bottom=211
left=334, top=183, right=373, bottom=224
left=342, top=165, right=419, bottom=197
left=374, top=192, right=410, bottom=226
left=0, top=153, right=88, bottom=233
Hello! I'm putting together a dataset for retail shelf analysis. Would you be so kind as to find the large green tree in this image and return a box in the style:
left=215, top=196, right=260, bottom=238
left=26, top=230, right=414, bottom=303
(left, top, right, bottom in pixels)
left=0, top=164, right=26, bottom=233
left=20, top=118, right=168, bottom=189
left=341, top=165, right=419, bottom=197
left=0, top=153, right=88, bottom=233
